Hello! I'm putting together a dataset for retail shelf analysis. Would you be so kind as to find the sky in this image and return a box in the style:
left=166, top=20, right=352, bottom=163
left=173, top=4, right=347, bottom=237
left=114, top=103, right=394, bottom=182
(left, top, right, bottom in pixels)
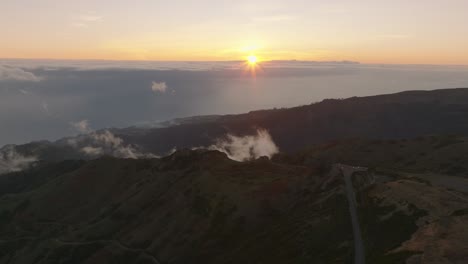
left=1, top=0, right=468, bottom=64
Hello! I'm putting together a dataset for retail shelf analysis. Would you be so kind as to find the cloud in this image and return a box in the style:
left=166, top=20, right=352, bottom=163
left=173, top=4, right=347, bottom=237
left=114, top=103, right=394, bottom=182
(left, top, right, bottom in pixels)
left=0, top=145, right=37, bottom=175
left=70, top=119, right=92, bottom=133
left=67, top=130, right=157, bottom=159
left=0, top=65, right=42, bottom=82
left=151, top=81, right=168, bottom=93
left=72, top=13, right=103, bottom=28
left=81, top=146, right=103, bottom=156
left=78, top=14, right=103, bottom=22
left=19, top=89, right=29, bottom=95
left=376, top=34, right=410, bottom=40
left=253, top=15, right=296, bottom=22
left=72, top=22, right=87, bottom=28
left=0, top=60, right=361, bottom=72
left=41, top=101, right=50, bottom=115
left=207, top=129, right=279, bottom=161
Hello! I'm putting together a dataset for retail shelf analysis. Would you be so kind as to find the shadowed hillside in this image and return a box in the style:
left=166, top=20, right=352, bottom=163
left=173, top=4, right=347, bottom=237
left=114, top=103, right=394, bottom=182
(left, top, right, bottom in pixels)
left=118, top=88, right=468, bottom=154
left=1, top=89, right=468, bottom=263
left=1, top=148, right=467, bottom=263
left=4, top=88, right=468, bottom=167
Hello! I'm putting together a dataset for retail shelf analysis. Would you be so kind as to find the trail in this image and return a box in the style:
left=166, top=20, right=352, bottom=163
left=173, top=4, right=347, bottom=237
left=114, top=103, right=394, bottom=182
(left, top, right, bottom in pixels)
left=338, top=164, right=367, bottom=264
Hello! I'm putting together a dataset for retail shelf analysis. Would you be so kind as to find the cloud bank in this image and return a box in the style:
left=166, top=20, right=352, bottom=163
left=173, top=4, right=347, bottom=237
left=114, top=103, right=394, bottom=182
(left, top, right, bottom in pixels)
left=0, top=59, right=363, bottom=72
left=0, top=145, right=37, bottom=175
left=208, top=129, right=279, bottom=161
left=0, top=65, right=41, bottom=82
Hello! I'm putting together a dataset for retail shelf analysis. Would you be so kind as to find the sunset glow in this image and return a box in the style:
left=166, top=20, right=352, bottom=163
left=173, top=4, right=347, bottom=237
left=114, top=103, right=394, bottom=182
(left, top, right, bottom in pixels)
left=0, top=1, right=467, bottom=64
left=1, top=3, right=468, bottom=261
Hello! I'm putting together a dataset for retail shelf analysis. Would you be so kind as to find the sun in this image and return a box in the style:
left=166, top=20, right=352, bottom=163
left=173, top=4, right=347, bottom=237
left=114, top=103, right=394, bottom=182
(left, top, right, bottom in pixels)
left=247, top=55, right=258, bottom=65
left=243, top=54, right=262, bottom=77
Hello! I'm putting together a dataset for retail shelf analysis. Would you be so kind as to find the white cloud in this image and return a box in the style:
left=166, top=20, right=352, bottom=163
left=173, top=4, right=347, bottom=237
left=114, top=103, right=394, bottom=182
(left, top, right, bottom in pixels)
left=81, top=146, right=103, bottom=156
left=41, top=101, right=50, bottom=115
left=0, top=145, right=37, bottom=175
left=0, top=65, right=42, bottom=82
left=151, top=81, right=168, bottom=93
left=78, top=14, right=103, bottom=22
left=67, top=130, right=157, bottom=159
left=70, top=119, right=92, bottom=133
left=207, top=129, right=279, bottom=161
left=19, top=89, right=29, bottom=95
left=72, top=13, right=103, bottom=28
left=72, top=22, right=87, bottom=28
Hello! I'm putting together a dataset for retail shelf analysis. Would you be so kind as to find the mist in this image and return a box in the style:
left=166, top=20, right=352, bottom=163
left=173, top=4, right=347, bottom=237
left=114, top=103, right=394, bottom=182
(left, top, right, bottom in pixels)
left=66, top=130, right=156, bottom=159
left=0, top=145, right=37, bottom=175
left=208, top=129, right=279, bottom=161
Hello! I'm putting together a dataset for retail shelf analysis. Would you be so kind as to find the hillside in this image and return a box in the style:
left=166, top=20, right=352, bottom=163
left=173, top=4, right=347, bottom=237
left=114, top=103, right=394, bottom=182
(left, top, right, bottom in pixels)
left=118, top=88, right=468, bottom=154
left=283, top=134, right=468, bottom=178
left=0, top=149, right=467, bottom=263
left=5, top=88, right=468, bottom=169
left=1, top=88, right=468, bottom=263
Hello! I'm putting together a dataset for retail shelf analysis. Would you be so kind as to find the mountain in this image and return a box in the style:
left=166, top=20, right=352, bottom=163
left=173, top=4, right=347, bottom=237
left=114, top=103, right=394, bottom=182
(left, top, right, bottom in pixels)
left=117, top=88, right=468, bottom=154
left=4, top=88, right=468, bottom=173
left=1, top=88, right=468, bottom=263
left=0, top=145, right=467, bottom=263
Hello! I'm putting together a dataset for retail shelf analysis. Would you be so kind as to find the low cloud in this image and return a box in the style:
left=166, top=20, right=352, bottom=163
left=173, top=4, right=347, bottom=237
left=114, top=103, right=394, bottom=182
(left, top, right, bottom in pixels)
left=19, top=89, right=29, bottom=95
left=0, top=59, right=361, bottom=71
left=70, top=119, right=92, bottom=133
left=0, top=65, right=42, bottom=82
left=151, top=81, right=168, bottom=93
left=0, top=145, right=37, bottom=175
left=41, top=101, right=50, bottom=115
left=81, top=146, right=103, bottom=156
left=207, top=129, right=279, bottom=161
left=67, top=130, right=157, bottom=159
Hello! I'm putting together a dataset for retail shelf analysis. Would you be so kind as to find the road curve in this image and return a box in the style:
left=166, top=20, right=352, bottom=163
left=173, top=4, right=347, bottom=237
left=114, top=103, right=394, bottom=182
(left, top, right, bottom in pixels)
left=338, top=164, right=367, bottom=264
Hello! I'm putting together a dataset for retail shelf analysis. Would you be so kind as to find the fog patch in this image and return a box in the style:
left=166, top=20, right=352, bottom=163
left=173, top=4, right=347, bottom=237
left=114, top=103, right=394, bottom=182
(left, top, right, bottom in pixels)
left=70, top=119, right=92, bottom=133
left=0, top=145, right=37, bottom=175
left=208, top=129, right=279, bottom=161
left=67, top=130, right=157, bottom=159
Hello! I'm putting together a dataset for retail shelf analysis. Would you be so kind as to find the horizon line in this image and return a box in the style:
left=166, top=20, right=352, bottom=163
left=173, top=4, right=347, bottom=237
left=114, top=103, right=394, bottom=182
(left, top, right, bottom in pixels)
left=2, top=57, right=468, bottom=67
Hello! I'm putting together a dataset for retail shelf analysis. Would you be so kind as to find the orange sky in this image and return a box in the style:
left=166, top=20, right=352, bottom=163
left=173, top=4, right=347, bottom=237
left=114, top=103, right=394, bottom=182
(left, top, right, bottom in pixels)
left=1, top=0, right=468, bottom=64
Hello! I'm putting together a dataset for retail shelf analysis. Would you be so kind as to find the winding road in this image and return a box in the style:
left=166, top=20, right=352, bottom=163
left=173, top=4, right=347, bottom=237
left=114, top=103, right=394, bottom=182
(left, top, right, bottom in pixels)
left=338, top=164, right=367, bottom=264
